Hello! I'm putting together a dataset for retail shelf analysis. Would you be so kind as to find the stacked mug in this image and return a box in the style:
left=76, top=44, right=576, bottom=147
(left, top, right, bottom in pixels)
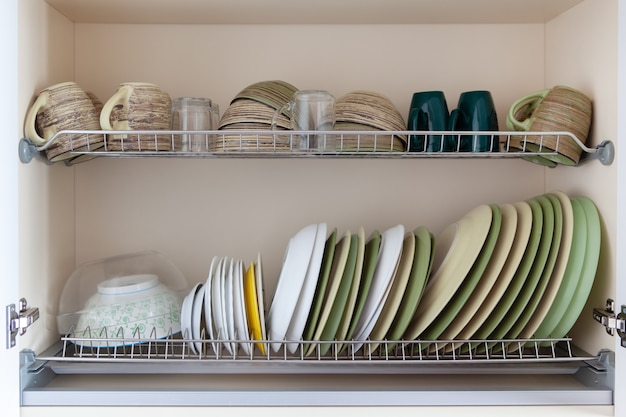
left=24, top=82, right=104, bottom=163
left=407, top=90, right=499, bottom=153
left=506, top=85, right=592, bottom=166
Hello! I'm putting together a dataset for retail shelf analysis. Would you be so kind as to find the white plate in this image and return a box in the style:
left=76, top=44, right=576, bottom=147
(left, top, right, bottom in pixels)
left=223, top=257, right=236, bottom=355
left=181, top=283, right=202, bottom=352
left=267, top=224, right=318, bottom=352
left=232, top=259, right=251, bottom=355
left=352, top=224, right=405, bottom=343
left=255, top=253, right=268, bottom=354
left=203, top=256, right=219, bottom=353
left=190, top=281, right=205, bottom=354
left=211, top=257, right=227, bottom=353
left=285, top=223, right=328, bottom=354
left=404, top=205, right=492, bottom=340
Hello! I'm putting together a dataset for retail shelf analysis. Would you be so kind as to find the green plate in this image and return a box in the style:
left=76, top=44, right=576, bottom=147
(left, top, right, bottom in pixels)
left=456, top=201, right=531, bottom=344
left=534, top=196, right=586, bottom=340
left=420, top=204, right=502, bottom=342
left=549, top=196, right=601, bottom=338
left=335, top=227, right=366, bottom=347
left=503, top=194, right=562, bottom=345
left=470, top=197, right=543, bottom=348
left=306, top=230, right=351, bottom=356
left=439, top=203, right=518, bottom=346
left=318, top=233, right=359, bottom=356
left=386, top=226, right=434, bottom=344
left=342, top=230, right=382, bottom=349
left=517, top=191, right=573, bottom=343
left=302, top=229, right=337, bottom=344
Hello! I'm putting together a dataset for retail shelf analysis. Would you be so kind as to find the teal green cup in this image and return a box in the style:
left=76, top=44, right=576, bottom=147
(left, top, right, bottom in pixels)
left=407, top=91, right=455, bottom=152
left=449, top=90, right=499, bottom=152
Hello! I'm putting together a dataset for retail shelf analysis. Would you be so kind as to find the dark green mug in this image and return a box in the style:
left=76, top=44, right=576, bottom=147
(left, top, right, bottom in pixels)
left=449, top=90, right=499, bottom=152
left=407, top=91, right=455, bottom=152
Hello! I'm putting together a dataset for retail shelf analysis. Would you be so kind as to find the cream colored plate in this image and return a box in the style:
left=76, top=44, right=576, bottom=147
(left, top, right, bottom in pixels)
left=439, top=203, right=518, bottom=345
left=404, top=204, right=493, bottom=340
left=454, top=201, right=533, bottom=342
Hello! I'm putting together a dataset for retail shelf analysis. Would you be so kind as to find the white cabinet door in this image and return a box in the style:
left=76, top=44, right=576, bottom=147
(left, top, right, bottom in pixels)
left=1, top=0, right=21, bottom=414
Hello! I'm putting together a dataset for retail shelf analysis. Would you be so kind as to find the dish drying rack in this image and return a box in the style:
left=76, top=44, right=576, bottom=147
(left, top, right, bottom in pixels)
left=18, top=129, right=615, bottom=165
left=33, top=325, right=610, bottom=376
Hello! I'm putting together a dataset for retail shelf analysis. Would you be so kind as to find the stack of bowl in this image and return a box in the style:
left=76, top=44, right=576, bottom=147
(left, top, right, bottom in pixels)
left=216, top=80, right=298, bottom=151
left=335, top=91, right=407, bottom=152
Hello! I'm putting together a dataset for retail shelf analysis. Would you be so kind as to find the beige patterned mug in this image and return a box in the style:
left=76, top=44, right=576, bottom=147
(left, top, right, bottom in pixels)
left=24, top=81, right=103, bottom=162
left=100, top=82, right=172, bottom=151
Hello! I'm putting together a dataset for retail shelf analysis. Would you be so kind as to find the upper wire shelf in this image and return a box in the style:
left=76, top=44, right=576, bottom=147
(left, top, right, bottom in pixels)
left=18, top=129, right=614, bottom=166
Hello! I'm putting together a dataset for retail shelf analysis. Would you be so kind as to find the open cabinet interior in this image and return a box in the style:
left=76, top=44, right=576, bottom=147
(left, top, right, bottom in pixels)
left=15, top=0, right=620, bottom=414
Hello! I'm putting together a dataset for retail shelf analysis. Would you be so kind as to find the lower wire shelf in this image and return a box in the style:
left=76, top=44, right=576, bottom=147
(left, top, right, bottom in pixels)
left=34, top=334, right=605, bottom=374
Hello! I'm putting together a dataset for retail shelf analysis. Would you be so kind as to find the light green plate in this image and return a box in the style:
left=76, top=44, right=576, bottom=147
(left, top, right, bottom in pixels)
left=318, top=233, right=359, bottom=356
left=439, top=203, right=518, bottom=346
left=302, top=229, right=337, bottom=345
left=335, top=227, right=366, bottom=347
left=420, top=204, right=502, bottom=342
left=342, top=230, right=381, bottom=349
left=503, top=194, right=562, bottom=344
left=534, top=196, right=586, bottom=340
left=386, top=226, right=434, bottom=344
left=549, top=196, right=601, bottom=338
left=470, top=197, right=543, bottom=348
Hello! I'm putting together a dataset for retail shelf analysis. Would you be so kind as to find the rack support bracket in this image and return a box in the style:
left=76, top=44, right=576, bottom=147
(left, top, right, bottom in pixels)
left=593, top=298, right=626, bottom=347
left=6, top=298, right=39, bottom=349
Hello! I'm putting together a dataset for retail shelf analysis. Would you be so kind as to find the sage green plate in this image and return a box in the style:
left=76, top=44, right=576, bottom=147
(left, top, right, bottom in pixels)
left=386, top=226, right=434, bottom=344
left=305, top=230, right=351, bottom=356
left=318, top=233, right=359, bottom=356
left=302, top=229, right=337, bottom=346
left=549, top=196, right=601, bottom=338
left=342, top=230, right=381, bottom=351
left=534, top=196, right=585, bottom=340
left=503, top=194, right=562, bottom=345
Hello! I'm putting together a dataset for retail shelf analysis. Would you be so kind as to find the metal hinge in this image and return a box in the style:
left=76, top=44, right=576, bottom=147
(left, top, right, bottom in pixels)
left=593, top=298, right=626, bottom=348
left=6, top=298, right=39, bottom=349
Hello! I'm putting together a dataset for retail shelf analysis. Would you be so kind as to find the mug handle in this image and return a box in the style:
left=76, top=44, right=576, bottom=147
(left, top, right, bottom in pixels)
left=271, top=102, right=292, bottom=131
left=506, top=89, right=550, bottom=131
left=24, top=92, right=50, bottom=145
left=100, top=85, right=132, bottom=130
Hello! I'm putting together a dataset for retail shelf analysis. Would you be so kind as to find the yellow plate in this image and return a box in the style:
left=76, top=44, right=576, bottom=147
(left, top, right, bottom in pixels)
left=244, top=261, right=265, bottom=355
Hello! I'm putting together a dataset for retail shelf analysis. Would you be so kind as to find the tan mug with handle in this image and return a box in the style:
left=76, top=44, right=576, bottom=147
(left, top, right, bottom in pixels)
left=507, top=85, right=592, bottom=165
left=24, top=81, right=103, bottom=162
left=100, top=82, right=172, bottom=151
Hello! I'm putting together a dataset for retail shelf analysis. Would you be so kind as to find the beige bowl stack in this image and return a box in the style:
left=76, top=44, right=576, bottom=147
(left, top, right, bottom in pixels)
left=335, top=90, right=407, bottom=152
left=216, top=80, right=298, bottom=152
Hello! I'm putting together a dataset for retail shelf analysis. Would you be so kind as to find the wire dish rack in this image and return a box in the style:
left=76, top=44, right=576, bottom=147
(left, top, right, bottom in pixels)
left=18, top=129, right=615, bottom=166
left=35, top=328, right=604, bottom=376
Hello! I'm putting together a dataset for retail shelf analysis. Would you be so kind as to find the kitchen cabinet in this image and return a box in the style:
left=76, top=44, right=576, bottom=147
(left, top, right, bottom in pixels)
left=3, top=0, right=624, bottom=415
